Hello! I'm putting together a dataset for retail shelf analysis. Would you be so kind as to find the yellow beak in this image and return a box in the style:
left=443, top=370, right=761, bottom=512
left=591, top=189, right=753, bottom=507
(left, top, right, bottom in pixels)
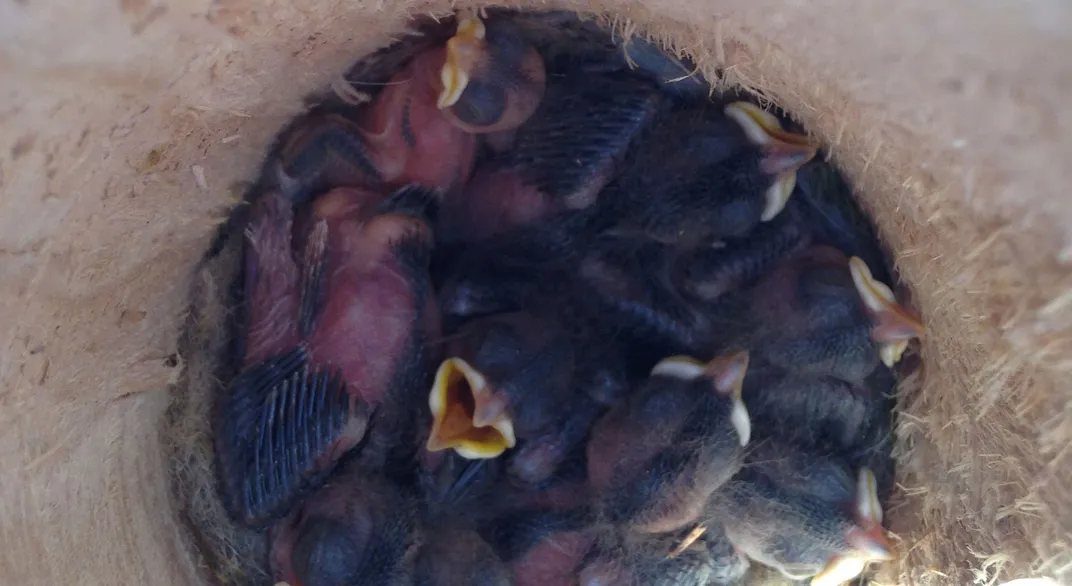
left=848, top=256, right=925, bottom=367
left=426, top=357, right=516, bottom=460
left=437, top=13, right=486, bottom=109
left=724, top=101, right=818, bottom=221
left=650, top=351, right=752, bottom=446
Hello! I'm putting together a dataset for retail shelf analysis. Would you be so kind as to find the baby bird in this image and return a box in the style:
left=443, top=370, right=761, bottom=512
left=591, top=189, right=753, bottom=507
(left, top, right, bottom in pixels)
left=574, top=204, right=809, bottom=356
left=742, top=365, right=893, bottom=465
left=481, top=507, right=599, bottom=586
left=575, top=235, right=723, bottom=354
left=438, top=11, right=546, bottom=133
left=579, top=526, right=749, bottom=586
left=674, top=199, right=813, bottom=303
left=412, top=454, right=514, bottom=586
left=587, top=351, right=752, bottom=534
left=599, top=101, right=817, bottom=247
left=436, top=72, right=661, bottom=245
left=415, top=527, right=513, bottom=586
left=435, top=208, right=598, bottom=320
left=425, top=311, right=575, bottom=462
left=274, top=42, right=477, bottom=202
left=214, top=185, right=438, bottom=527
left=269, top=464, right=419, bottom=586
left=711, top=440, right=895, bottom=585
left=748, top=244, right=924, bottom=381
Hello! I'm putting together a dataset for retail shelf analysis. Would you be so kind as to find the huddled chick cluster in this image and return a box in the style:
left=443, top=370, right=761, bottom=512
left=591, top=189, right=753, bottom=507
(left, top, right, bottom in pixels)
left=212, top=9, right=925, bottom=586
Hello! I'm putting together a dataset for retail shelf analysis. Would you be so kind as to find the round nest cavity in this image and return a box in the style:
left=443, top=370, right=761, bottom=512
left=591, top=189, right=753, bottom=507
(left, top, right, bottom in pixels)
left=165, top=9, right=923, bottom=586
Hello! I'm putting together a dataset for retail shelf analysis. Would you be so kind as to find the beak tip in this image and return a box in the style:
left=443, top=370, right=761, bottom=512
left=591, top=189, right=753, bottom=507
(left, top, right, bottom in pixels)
left=438, top=56, right=468, bottom=110
left=809, top=556, right=867, bottom=586
left=762, top=178, right=794, bottom=221
left=730, top=400, right=751, bottom=447
left=652, top=355, right=707, bottom=380
left=724, top=102, right=777, bottom=145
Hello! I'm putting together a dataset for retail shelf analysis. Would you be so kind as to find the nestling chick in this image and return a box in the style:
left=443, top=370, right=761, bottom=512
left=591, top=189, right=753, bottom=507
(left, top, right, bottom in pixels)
left=425, top=311, right=575, bottom=461
left=573, top=203, right=809, bottom=356
left=422, top=314, right=626, bottom=484
left=436, top=209, right=598, bottom=320
left=436, top=73, right=660, bottom=245
left=599, top=101, right=816, bottom=246
left=269, top=465, right=419, bottom=586
left=711, top=440, right=895, bottom=585
left=576, top=235, right=721, bottom=353
left=506, top=394, right=605, bottom=485
left=438, top=11, right=547, bottom=133
left=674, top=200, right=813, bottom=303
left=742, top=365, right=891, bottom=463
left=748, top=244, right=924, bottom=381
left=214, top=185, right=438, bottom=527
left=482, top=507, right=599, bottom=586
left=579, top=525, right=749, bottom=586
left=501, top=11, right=708, bottom=99
left=274, top=43, right=477, bottom=201
left=415, top=527, right=513, bottom=586
left=587, top=352, right=752, bottom=534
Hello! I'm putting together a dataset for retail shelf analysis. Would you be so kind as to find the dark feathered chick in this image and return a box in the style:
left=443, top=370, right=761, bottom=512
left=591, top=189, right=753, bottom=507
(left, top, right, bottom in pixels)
left=273, top=43, right=477, bottom=202
left=424, top=311, right=580, bottom=468
left=214, top=185, right=438, bottom=527
left=575, top=235, right=724, bottom=354
left=587, top=352, right=752, bottom=534
left=422, top=305, right=628, bottom=484
left=599, top=101, right=817, bottom=247
left=740, top=360, right=898, bottom=513
left=579, top=525, right=749, bottom=586
left=414, top=459, right=513, bottom=586
left=269, top=464, right=419, bottom=586
left=414, top=527, right=512, bottom=586
left=435, top=209, right=598, bottom=320
left=408, top=431, right=514, bottom=586
left=573, top=204, right=809, bottom=356
left=436, top=72, right=660, bottom=245
left=481, top=507, right=599, bottom=586
left=741, top=364, right=891, bottom=462
left=499, top=11, right=710, bottom=99
left=710, top=440, right=895, bottom=585
left=438, top=11, right=546, bottom=133
left=674, top=199, right=813, bottom=302
left=748, top=245, right=924, bottom=382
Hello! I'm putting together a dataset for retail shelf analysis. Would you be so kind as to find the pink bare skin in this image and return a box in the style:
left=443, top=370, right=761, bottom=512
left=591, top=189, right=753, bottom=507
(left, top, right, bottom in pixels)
left=219, top=185, right=437, bottom=527
left=360, top=47, right=478, bottom=192
left=304, top=189, right=431, bottom=404
left=246, top=187, right=430, bottom=410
